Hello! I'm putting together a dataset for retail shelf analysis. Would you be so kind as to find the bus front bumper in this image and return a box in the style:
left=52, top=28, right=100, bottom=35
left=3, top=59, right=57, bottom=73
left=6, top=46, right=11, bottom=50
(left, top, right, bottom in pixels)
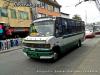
left=23, top=47, right=54, bottom=59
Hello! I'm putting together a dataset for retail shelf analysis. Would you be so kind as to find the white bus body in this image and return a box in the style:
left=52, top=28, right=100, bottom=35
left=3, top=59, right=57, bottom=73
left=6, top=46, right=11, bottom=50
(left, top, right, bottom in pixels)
left=23, top=17, right=85, bottom=60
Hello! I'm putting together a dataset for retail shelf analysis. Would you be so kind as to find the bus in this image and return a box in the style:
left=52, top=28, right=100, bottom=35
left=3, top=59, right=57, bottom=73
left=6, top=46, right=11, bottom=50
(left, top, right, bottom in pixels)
left=23, top=17, right=85, bottom=60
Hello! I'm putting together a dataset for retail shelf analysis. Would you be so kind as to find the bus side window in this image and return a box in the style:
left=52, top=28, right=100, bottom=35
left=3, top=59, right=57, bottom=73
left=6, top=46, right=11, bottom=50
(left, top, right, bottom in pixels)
left=55, top=18, right=63, bottom=37
left=62, top=19, right=67, bottom=34
left=67, top=19, right=72, bottom=34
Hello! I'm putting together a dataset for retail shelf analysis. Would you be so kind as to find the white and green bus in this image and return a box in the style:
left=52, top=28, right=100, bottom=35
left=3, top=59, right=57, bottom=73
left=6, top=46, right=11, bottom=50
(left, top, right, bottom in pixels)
left=23, top=17, right=85, bottom=60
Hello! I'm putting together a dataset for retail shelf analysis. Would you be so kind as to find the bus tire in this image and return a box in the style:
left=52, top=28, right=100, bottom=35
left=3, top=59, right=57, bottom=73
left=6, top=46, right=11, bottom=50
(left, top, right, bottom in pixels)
left=77, top=40, right=82, bottom=47
left=51, top=46, right=61, bottom=62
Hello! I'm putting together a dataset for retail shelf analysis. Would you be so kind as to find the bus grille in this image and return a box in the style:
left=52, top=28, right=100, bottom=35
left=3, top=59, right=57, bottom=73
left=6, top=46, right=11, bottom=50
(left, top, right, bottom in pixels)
left=23, top=43, right=50, bottom=48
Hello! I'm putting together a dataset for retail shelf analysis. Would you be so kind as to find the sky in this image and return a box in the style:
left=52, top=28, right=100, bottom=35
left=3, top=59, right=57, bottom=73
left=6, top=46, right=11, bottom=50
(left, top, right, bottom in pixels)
left=56, top=0, right=100, bottom=23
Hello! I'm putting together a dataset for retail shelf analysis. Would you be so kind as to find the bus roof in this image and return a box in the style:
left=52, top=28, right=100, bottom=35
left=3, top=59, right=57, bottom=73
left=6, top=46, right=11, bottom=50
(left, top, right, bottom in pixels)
left=32, top=17, right=84, bottom=23
left=33, top=17, right=56, bottom=23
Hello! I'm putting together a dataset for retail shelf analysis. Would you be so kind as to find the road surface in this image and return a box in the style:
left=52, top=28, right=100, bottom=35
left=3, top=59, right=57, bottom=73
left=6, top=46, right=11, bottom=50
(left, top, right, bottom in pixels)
left=0, top=36, right=100, bottom=75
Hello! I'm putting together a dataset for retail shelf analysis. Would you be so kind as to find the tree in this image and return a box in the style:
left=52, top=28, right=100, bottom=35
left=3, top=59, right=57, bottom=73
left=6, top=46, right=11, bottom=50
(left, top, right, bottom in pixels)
left=72, top=14, right=82, bottom=21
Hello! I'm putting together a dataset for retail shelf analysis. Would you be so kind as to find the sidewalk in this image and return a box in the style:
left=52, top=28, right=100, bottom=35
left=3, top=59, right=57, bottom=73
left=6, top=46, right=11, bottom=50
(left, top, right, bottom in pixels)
left=0, top=46, right=22, bottom=54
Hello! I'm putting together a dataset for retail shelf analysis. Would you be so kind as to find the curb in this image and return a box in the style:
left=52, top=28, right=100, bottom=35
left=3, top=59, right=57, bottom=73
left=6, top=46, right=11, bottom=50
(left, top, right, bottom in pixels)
left=0, top=46, right=23, bottom=54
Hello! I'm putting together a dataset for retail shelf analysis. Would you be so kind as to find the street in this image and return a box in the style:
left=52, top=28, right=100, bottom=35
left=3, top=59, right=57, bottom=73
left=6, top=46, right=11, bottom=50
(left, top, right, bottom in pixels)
left=0, top=36, right=100, bottom=75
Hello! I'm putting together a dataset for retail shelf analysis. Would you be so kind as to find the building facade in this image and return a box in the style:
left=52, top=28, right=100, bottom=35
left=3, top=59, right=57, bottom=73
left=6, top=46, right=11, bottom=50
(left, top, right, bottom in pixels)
left=30, top=0, right=61, bottom=20
left=0, top=0, right=32, bottom=37
left=0, top=0, right=32, bottom=27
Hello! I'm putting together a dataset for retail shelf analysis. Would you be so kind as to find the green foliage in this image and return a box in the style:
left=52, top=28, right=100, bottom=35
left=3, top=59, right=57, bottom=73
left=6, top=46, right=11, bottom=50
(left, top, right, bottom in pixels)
left=72, top=14, right=82, bottom=21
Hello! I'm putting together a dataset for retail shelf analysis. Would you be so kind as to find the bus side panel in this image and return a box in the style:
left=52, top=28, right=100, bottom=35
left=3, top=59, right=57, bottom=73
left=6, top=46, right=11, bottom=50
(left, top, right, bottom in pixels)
left=59, top=33, right=84, bottom=54
left=55, top=17, right=85, bottom=54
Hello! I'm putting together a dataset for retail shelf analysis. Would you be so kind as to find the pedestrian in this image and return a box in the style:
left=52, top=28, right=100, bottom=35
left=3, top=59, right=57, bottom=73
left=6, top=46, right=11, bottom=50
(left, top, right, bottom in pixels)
left=4, top=40, right=7, bottom=50
left=15, top=38, right=18, bottom=46
left=0, top=40, right=4, bottom=50
left=6, top=39, right=11, bottom=49
left=13, top=39, right=16, bottom=47
left=2, top=40, right=5, bottom=50
left=10, top=39, right=13, bottom=47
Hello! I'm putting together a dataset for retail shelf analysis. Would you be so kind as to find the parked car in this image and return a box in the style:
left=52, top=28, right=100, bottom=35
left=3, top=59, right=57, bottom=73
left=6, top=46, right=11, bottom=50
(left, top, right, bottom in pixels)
left=94, top=29, right=100, bottom=35
left=85, top=30, right=95, bottom=38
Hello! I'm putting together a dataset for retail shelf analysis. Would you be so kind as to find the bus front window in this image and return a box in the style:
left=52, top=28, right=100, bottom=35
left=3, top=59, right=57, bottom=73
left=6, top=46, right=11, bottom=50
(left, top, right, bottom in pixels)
left=30, top=20, right=54, bottom=37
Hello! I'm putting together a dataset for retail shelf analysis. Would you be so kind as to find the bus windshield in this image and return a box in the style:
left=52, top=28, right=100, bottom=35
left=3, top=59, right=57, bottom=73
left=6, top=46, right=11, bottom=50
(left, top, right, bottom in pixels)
left=30, top=20, right=54, bottom=37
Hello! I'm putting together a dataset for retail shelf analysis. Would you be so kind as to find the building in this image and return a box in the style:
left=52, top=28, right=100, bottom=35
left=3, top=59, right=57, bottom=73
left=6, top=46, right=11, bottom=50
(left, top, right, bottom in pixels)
left=0, top=0, right=32, bottom=38
left=30, top=0, right=61, bottom=20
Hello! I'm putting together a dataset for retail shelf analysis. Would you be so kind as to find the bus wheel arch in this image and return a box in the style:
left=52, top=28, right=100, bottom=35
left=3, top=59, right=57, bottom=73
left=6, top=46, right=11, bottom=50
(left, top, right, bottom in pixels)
left=52, top=45, right=61, bottom=53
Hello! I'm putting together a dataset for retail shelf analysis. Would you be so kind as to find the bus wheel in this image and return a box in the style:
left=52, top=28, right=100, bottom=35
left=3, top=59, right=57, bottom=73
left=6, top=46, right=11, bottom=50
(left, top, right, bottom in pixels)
left=50, top=51, right=59, bottom=63
left=53, top=51, right=59, bottom=61
left=51, top=46, right=61, bottom=62
left=77, top=40, right=82, bottom=47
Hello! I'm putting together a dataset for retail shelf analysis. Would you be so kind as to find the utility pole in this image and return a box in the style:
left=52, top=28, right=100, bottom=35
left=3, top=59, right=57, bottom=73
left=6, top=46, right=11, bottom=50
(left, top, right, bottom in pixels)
left=75, top=0, right=84, bottom=7
left=85, top=10, right=87, bottom=25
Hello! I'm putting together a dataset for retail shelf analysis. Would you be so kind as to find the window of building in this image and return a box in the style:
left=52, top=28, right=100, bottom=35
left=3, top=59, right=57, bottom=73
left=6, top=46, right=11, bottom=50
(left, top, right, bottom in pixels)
left=10, top=0, right=18, bottom=2
left=54, top=7, right=60, bottom=12
left=44, top=3, right=48, bottom=9
left=37, top=13, right=46, bottom=18
left=37, top=0, right=41, bottom=7
left=40, top=1, right=45, bottom=8
left=0, top=8, right=8, bottom=17
left=10, top=9, right=17, bottom=19
left=18, top=11, right=29, bottom=20
left=48, top=5, right=53, bottom=11
left=23, top=12, right=29, bottom=20
left=19, top=0, right=28, bottom=2
left=0, top=8, right=1, bottom=17
left=48, top=4, right=50, bottom=10
left=48, top=5, right=52, bottom=11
